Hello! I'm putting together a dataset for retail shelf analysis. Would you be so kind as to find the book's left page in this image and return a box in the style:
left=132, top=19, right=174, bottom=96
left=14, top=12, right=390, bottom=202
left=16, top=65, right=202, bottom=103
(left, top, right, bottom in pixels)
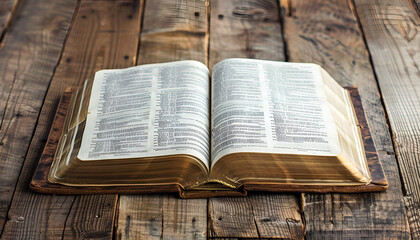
left=77, top=61, right=211, bottom=168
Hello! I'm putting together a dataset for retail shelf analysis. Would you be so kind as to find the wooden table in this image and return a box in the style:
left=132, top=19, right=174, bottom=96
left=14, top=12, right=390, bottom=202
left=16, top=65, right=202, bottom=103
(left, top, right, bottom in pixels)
left=0, top=0, right=418, bottom=239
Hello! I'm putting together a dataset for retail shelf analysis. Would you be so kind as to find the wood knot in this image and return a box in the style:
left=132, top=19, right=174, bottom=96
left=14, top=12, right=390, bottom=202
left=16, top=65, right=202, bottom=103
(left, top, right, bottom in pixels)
left=232, top=7, right=268, bottom=20
left=286, top=218, right=300, bottom=223
left=384, top=5, right=417, bottom=42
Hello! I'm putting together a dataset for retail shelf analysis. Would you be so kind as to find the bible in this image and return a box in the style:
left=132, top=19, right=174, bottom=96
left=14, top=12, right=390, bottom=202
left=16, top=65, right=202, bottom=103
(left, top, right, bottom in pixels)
left=31, top=59, right=388, bottom=197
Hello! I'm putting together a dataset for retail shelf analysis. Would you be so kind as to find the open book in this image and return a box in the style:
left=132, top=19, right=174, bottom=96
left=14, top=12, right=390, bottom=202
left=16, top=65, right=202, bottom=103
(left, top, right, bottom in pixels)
left=47, top=58, right=374, bottom=193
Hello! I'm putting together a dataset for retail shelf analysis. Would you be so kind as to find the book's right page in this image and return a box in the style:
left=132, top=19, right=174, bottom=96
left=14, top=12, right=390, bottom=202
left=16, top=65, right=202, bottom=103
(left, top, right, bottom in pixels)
left=210, top=58, right=370, bottom=185
left=211, top=59, right=341, bottom=162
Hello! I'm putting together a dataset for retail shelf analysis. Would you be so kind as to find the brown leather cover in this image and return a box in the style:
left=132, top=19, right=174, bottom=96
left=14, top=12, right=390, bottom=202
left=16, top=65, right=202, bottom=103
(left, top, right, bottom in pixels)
left=30, top=87, right=388, bottom=198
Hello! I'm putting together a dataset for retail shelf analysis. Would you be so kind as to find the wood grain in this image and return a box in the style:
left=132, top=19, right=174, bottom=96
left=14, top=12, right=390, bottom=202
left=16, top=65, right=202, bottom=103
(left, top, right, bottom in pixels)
left=117, top=195, right=163, bottom=239
left=281, top=0, right=411, bottom=238
left=0, top=0, right=77, bottom=236
left=208, top=197, right=259, bottom=238
left=0, top=0, right=19, bottom=43
left=208, top=194, right=304, bottom=239
left=138, top=0, right=208, bottom=64
left=354, top=0, right=420, bottom=238
left=208, top=0, right=285, bottom=68
left=116, top=0, right=208, bottom=239
left=162, top=197, right=207, bottom=239
left=63, top=195, right=117, bottom=239
left=207, top=0, right=303, bottom=239
left=249, top=194, right=304, bottom=239
left=0, top=0, right=141, bottom=238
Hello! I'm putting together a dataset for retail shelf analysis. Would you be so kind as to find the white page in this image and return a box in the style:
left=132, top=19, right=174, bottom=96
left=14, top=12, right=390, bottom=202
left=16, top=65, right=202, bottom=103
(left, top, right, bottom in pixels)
left=78, top=61, right=211, bottom=168
left=211, top=59, right=341, bottom=165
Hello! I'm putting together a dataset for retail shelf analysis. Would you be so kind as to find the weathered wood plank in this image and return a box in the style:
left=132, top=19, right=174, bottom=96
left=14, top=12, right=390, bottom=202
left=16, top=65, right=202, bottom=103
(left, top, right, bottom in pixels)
left=116, top=0, right=208, bottom=239
left=162, top=197, right=207, bottom=239
left=117, top=195, right=163, bottom=240
left=208, top=1, right=304, bottom=239
left=0, top=0, right=19, bottom=42
left=208, top=0, right=285, bottom=68
left=1, top=1, right=141, bottom=239
left=63, top=195, right=117, bottom=239
left=249, top=194, right=304, bottom=239
left=208, top=197, right=259, bottom=238
left=138, top=0, right=208, bottom=64
left=0, top=0, right=77, bottom=236
left=281, top=0, right=410, bottom=238
left=209, top=195, right=303, bottom=239
left=119, top=195, right=207, bottom=240
left=354, top=0, right=420, bottom=238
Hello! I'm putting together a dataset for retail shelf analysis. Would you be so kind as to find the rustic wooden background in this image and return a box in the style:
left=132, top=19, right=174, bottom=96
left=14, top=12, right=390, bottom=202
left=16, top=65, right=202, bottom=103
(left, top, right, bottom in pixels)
left=0, top=0, right=419, bottom=239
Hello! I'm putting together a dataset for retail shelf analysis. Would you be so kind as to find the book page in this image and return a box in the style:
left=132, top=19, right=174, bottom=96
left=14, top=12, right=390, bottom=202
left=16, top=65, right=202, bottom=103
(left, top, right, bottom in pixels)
left=78, top=61, right=211, bottom=168
left=211, top=59, right=341, bottom=165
